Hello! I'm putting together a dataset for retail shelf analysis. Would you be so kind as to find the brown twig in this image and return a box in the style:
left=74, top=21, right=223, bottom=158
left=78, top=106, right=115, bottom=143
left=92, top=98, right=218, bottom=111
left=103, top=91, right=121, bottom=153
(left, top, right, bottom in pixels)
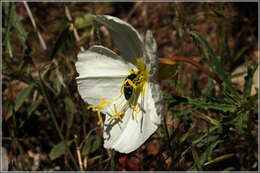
left=23, top=1, right=47, bottom=51
left=160, top=56, right=222, bottom=85
left=125, top=2, right=143, bottom=22
left=76, top=147, right=83, bottom=171
left=65, top=6, right=85, bottom=52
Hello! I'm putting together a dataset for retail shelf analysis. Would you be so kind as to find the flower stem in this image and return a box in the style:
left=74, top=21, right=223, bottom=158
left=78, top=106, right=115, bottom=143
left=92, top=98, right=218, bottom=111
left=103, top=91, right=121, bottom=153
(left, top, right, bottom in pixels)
left=38, top=71, right=80, bottom=171
left=160, top=56, right=222, bottom=85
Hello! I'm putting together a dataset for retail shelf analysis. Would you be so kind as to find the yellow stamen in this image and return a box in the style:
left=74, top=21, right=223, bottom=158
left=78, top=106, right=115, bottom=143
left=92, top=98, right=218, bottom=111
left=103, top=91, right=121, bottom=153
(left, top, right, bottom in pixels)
left=108, top=104, right=124, bottom=121
left=130, top=104, right=140, bottom=123
left=88, top=98, right=111, bottom=125
left=89, top=58, right=149, bottom=125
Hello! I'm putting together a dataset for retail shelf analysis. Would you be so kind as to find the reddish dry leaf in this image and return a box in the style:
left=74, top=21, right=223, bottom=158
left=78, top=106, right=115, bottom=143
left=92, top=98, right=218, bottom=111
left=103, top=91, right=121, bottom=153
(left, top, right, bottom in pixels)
left=253, top=152, right=258, bottom=159
left=146, top=142, right=159, bottom=156
left=119, top=156, right=140, bottom=171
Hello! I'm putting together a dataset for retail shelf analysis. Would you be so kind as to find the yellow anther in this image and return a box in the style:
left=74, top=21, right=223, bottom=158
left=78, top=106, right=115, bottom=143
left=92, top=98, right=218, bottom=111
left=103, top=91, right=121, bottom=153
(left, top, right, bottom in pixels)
left=87, top=105, right=96, bottom=110
left=97, top=110, right=103, bottom=125
left=136, top=58, right=145, bottom=71
left=97, top=98, right=111, bottom=107
left=88, top=58, right=149, bottom=126
left=130, top=104, right=140, bottom=123
left=108, top=104, right=124, bottom=121
left=88, top=98, right=111, bottom=125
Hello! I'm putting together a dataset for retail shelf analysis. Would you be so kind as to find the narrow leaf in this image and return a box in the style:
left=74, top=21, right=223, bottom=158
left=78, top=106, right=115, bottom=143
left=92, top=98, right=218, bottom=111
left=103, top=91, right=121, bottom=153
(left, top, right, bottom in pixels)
left=82, top=135, right=101, bottom=155
left=203, top=153, right=234, bottom=166
left=190, top=31, right=216, bottom=65
left=49, top=140, right=73, bottom=160
left=188, top=98, right=236, bottom=112
left=15, top=84, right=34, bottom=111
left=49, top=26, right=70, bottom=60
left=191, top=146, right=203, bottom=171
left=65, top=97, right=76, bottom=129
left=12, top=4, right=28, bottom=52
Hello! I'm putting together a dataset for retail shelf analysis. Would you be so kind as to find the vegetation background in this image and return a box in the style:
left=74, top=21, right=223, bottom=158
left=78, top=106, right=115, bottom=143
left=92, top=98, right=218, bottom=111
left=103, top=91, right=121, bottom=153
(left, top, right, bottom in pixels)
left=2, top=2, right=258, bottom=171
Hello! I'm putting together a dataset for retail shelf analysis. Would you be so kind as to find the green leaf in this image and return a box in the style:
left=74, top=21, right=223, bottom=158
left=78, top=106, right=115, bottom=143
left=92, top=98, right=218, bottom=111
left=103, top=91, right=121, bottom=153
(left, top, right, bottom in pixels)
left=203, top=153, right=234, bottom=166
left=233, top=46, right=249, bottom=64
left=233, top=110, right=250, bottom=131
left=190, top=33, right=210, bottom=66
left=14, top=84, right=35, bottom=111
left=49, top=26, right=70, bottom=60
left=64, top=97, right=76, bottom=129
left=190, top=30, right=230, bottom=85
left=192, top=126, right=219, bottom=145
left=201, top=140, right=223, bottom=163
left=243, top=62, right=258, bottom=97
left=3, top=2, right=28, bottom=53
left=74, top=13, right=93, bottom=30
left=180, top=130, right=192, bottom=144
left=202, top=77, right=214, bottom=97
left=82, top=135, right=101, bottom=155
left=191, top=146, right=203, bottom=171
left=188, top=98, right=236, bottom=112
left=3, top=2, right=15, bottom=57
left=27, top=102, right=40, bottom=116
left=190, top=139, right=224, bottom=170
left=222, top=166, right=236, bottom=171
left=196, top=135, right=220, bottom=148
left=49, top=140, right=73, bottom=160
left=12, top=6, right=28, bottom=52
left=190, top=31, right=217, bottom=67
left=195, top=112, right=220, bottom=126
left=230, top=71, right=247, bottom=79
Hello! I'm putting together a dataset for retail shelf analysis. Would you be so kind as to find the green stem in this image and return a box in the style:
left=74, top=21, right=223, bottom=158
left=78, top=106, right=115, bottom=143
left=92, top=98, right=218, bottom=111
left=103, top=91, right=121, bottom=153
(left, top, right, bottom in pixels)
left=38, top=71, right=79, bottom=171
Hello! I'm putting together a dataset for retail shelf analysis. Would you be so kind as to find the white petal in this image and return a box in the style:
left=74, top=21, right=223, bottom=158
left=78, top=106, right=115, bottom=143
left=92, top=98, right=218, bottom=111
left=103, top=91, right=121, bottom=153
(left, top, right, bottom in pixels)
left=103, top=82, right=162, bottom=153
left=77, top=78, right=125, bottom=106
left=144, top=30, right=159, bottom=78
left=76, top=45, right=133, bottom=78
left=75, top=45, right=134, bottom=105
left=93, top=15, right=145, bottom=65
left=146, top=81, right=164, bottom=125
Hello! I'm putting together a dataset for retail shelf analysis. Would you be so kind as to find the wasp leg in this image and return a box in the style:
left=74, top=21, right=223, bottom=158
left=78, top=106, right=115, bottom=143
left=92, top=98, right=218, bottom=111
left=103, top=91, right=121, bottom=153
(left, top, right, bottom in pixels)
left=120, top=78, right=137, bottom=95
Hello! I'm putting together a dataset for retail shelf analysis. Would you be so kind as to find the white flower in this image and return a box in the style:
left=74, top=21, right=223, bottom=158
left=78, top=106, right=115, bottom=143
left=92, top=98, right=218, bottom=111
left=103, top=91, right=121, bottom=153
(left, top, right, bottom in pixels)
left=75, top=15, right=163, bottom=153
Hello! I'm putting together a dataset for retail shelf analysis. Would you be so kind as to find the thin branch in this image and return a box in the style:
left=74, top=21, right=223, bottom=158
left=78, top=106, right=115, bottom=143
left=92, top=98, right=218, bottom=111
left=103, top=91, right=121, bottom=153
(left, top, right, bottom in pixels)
left=125, top=2, right=142, bottom=22
left=23, top=1, right=47, bottom=51
left=76, top=147, right=83, bottom=171
left=65, top=6, right=84, bottom=52
left=159, top=56, right=222, bottom=85
left=38, top=71, right=80, bottom=171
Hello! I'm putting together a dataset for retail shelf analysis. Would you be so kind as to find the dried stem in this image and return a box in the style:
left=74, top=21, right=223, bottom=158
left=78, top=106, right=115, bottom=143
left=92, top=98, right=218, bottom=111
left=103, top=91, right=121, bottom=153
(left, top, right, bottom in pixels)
left=65, top=6, right=84, bottom=52
left=76, top=147, right=83, bottom=171
left=23, top=1, right=47, bottom=51
left=160, top=56, right=222, bottom=85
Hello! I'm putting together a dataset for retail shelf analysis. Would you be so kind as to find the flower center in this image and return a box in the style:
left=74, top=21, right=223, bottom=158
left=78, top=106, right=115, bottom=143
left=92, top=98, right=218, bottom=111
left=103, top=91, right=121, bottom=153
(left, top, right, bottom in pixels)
left=89, top=58, right=149, bottom=125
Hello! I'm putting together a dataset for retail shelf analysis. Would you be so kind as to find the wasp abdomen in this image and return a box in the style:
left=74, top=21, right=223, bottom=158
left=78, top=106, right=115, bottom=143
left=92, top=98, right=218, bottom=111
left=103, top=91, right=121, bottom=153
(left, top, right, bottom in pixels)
left=123, top=73, right=137, bottom=100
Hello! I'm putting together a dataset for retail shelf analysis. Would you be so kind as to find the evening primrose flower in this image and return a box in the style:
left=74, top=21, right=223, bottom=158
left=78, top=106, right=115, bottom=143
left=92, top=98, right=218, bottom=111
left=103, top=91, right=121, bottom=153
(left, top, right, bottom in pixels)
left=75, top=15, right=163, bottom=153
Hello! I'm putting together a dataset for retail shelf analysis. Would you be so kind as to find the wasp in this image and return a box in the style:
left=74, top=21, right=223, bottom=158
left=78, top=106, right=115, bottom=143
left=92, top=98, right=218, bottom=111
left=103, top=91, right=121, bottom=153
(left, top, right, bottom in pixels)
left=123, top=73, right=137, bottom=100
